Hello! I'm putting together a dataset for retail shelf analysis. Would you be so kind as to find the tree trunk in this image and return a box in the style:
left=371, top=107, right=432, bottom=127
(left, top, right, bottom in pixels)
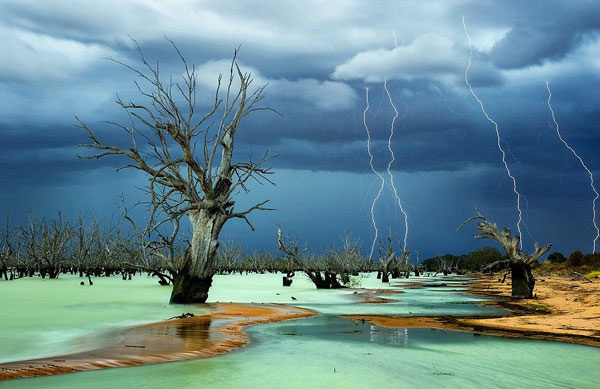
left=308, top=271, right=344, bottom=289
left=510, top=261, right=535, bottom=299
left=49, top=268, right=59, bottom=279
left=169, top=210, right=223, bottom=304
left=381, top=260, right=393, bottom=283
left=381, top=271, right=390, bottom=283
left=170, top=273, right=213, bottom=303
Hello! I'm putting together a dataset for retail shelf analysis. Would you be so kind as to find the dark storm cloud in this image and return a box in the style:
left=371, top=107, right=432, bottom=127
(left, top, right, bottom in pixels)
left=489, top=3, right=600, bottom=69
left=1, top=0, right=600, bottom=258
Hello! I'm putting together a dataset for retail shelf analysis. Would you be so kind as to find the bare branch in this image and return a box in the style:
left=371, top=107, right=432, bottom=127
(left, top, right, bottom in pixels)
left=76, top=40, right=277, bottom=296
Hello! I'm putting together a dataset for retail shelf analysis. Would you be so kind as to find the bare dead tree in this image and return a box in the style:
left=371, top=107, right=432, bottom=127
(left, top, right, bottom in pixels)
left=149, top=219, right=186, bottom=284
left=277, top=228, right=344, bottom=289
left=457, top=208, right=551, bottom=298
left=378, top=235, right=395, bottom=283
left=432, top=254, right=459, bottom=276
left=215, top=240, right=243, bottom=274
left=120, top=207, right=176, bottom=284
left=20, top=214, right=74, bottom=279
left=328, top=233, right=366, bottom=276
left=413, top=251, right=422, bottom=276
left=0, top=217, right=13, bottom=280
left=77, top=40, right=277, bottom=303
left=377, top=234, right=410, bottom=283
left=72, top=214, right=97, bottom=277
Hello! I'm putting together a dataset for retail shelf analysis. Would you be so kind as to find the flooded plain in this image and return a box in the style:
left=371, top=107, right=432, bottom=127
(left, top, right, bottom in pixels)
left=1, top=273, right=598, bottom=388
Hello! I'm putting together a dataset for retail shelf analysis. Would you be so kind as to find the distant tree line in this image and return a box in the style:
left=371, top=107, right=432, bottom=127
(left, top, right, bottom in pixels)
left=421, top=247, right=504, bottom=274
left=3, top=213, right=598, bottom=287
left=536, top=250, right=600, bottom=270
left=0, top=213, right=374, bottom=286
left=422, top=248, right=600, bottom=275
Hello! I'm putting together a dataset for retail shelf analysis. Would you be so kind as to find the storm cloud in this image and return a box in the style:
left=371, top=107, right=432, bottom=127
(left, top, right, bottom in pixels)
left=1, top=0, right=599, bottom=259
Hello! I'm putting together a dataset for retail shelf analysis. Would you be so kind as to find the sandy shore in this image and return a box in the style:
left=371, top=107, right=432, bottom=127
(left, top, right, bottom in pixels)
left=345, top=274, right=600, bottom=347
left=460, top=274, right=600, bottom=346
left=0, top=303, right=316, bottom=382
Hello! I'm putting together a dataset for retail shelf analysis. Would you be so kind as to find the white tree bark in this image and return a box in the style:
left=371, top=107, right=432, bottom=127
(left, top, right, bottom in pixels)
left=77, top=41, right=277, bottom=303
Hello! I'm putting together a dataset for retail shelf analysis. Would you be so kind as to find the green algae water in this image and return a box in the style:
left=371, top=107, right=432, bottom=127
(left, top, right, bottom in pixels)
left=0, top=275, right=208, bottom=363
left=206, top=273, right=506, bottom=316
left=9, top=316, right=599, bottom=389
left=1, top=274, right=599, bottom=388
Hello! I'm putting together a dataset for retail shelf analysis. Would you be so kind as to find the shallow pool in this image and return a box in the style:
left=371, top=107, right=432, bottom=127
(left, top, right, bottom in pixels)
left=1, top=273, right=598, bottom=388
left=5, top=315, right=600, bottom=388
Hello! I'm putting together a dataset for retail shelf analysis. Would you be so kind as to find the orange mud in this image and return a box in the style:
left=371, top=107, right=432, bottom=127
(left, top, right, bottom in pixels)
left=0, top=303, right=316, bottom=381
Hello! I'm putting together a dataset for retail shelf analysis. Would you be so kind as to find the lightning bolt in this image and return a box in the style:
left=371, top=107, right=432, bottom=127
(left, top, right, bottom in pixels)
left=364, top=87, right=386, bottom=260
left=546, top=81, right=600, bottom=253
left=462, top=16, right=524, bottom=248
left=383, top=78, right=409, bottom=252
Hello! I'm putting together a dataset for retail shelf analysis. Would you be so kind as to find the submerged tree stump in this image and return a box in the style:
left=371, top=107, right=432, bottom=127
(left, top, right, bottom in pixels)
left=170, top=274, right=213, bottom=304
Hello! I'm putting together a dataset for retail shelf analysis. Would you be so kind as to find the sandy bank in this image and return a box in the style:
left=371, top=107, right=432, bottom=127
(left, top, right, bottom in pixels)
left=461, top=274, right=600, bottom=346
left=344, top=275, right=600, bottom=347
left=0, top=303, right=316, bottom=381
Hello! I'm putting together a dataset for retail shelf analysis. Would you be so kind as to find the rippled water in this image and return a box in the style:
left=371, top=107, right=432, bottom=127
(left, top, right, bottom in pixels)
left=1, top=273, right=599, bottom=388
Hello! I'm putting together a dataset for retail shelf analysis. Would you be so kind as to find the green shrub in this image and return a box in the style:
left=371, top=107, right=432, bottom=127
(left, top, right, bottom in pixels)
left=546, top=252, right=567, bottom=263
left=567, top=251, right=584, bottom=267
left=586, top=270, right=600, bottom=279
left=581, top=253, right=600, bottom=267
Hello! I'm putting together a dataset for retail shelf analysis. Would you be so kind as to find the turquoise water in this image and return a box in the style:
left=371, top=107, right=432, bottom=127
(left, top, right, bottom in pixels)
left=0, top=275, right=207, bottom=363
left=1, top=273, right=598, bottom=388
left=5, top=316, right=600, bottom=389
left=207, top=273, right=504, bottom=316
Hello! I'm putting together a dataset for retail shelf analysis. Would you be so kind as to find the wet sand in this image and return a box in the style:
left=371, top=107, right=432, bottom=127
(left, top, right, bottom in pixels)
left=352, top=288, right=404, bottom=304
left=343, top=315, right=454, bottom=330
left=345, top=274, right=600, bottom=347
left=0, top=303, right=316, bottom=381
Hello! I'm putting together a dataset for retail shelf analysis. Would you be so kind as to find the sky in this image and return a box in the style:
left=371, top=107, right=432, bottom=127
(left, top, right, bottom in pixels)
left=1, top=0, right=599, bottom=260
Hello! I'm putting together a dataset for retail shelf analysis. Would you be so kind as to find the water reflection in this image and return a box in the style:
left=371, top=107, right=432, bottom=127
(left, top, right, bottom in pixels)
left=0, top=316, right=217, bottom=381
left=369, top=325, right=409, bottom=347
